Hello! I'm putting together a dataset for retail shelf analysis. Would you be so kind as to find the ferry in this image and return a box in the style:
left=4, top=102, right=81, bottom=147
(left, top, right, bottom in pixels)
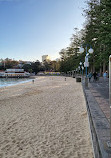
left=0, top=69, right=30, bottom=78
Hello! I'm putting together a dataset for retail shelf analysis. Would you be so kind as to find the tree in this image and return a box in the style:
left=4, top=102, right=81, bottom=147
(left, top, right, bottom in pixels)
left=31, top=60, right=42, bottom=74
left=83, top=0, right=111, bottom=73
left=0, top=58, right=19, bottom=70
left=59, top=0, right=111, bottom=74
left=59, top=29, right=84, bottom=72
left=23, top=64, right=32, bottom=73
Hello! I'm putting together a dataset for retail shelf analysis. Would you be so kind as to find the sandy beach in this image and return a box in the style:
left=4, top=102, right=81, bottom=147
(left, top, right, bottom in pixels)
left=0, top=76, right=94, bottom=158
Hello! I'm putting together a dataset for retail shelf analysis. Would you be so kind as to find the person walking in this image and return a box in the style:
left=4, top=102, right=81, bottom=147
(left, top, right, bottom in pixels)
left=103, top=71, right=108, bottom=81
left=32, top=79, right=35, bottom=84
left=96, top=72, right=99, bottom=81
left=93, top=72, right=97, bottom=82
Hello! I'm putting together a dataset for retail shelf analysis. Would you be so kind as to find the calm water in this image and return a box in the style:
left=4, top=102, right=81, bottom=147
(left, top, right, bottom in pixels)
left=0, top=78, right=32, bottom=88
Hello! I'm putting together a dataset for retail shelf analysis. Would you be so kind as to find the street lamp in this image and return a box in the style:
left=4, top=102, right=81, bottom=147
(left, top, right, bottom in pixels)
left=79, top=62, right=82, bottom=65
left=79, top=62, right=84, bottom=76
left=79, top=44, right=94, bottom=87
left=79, top=62, right=82, bottom=74
left=82, top=66, right=84, bottom=76
left=75, top=68, right=78, bottom=76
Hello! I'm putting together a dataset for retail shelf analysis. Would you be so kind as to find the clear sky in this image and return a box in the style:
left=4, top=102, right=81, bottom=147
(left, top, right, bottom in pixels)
left=0, top=0, right=86, bottom=62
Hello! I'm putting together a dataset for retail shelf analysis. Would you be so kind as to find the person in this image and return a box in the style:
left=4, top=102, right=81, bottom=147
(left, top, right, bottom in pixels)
left=93, top=72, right=97, bottom=82
left=96, top=72, right=99, bottom=81
left=106, top=71, right=108, bottom=78
left=32, top=79, right=34, bottom=84
left=103, top=71, right=107, bottom=81
left=88, top=72, right=92, bottom=82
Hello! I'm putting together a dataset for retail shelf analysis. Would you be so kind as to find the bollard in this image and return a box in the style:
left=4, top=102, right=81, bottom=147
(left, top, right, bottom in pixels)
left=76, top=77, right=81, bottom=82
left=73, top=74, right=75, bottom=78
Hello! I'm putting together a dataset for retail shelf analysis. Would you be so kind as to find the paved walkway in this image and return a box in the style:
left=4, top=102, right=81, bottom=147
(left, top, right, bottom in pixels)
left=83, top=77, right=111, bottom=158
left=90, top=77, right=110, bottom=122
left=90, top=77, right=109, bottom=101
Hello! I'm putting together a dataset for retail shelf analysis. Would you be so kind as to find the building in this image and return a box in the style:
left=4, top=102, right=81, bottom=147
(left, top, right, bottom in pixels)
left=17, top=61, right=33, bottom=68
left=0, top=69, right=30, bottom=78
left=42, top=55, right=50, bottom=63
left=55, top=58, right=60, bottom=62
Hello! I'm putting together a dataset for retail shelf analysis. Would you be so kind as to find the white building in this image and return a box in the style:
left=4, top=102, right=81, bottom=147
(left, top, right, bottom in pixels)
left=42, top=55, right=50, bottom=63
left=0, top=69, right=30, bottom=78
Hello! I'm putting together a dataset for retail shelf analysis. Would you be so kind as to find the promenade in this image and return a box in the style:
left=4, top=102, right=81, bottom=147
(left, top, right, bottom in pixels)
left=83, top=77, right=111, bottom=158
left=0, top=76, right=94, bottom=158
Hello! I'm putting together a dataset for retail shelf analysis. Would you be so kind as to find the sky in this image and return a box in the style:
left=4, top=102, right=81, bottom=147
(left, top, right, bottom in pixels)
left=0, top=0, right=86, bottom=62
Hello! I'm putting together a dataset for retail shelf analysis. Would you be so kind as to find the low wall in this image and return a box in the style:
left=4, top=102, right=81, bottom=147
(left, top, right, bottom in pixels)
left=82, top=82, right=111, bottom=158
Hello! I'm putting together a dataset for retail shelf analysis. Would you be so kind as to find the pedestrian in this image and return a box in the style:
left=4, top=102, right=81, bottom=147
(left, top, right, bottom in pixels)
left=96, top=72, right=99, bottom=81
left=88, top=72, right=92, bottom=82
left=32, top=79, right=34, bottom=84
left=93, top=72, right=97, bottom=82
left=103, top=71, right=107, bottom=81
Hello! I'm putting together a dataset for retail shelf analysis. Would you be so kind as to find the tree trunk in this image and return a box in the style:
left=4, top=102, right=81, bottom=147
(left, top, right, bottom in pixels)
left=103, top=61, right=106, bottom=73
left=93, top=64, right=95, bottom=72
left=100, top=63, right=102, bottom=76
left=90, top=65, right=93, bottom=73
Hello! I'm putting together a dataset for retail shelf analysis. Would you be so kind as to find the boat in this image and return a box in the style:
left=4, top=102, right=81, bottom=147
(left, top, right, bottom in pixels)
left=0, top=69, right=30, bottom=78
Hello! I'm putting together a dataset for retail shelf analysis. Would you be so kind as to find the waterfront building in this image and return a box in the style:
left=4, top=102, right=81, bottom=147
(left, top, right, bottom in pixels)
left=0, top=69, right=30, bottom=78
left=42, top=55, right=50, bottom=63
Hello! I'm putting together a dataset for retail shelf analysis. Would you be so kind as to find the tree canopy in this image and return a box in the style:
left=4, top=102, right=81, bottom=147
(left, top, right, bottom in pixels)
left=59, top=0, right=111, bottom=74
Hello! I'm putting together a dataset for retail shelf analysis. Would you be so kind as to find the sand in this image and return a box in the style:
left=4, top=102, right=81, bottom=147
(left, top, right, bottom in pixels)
left=0, top=76, right=94, bottom=158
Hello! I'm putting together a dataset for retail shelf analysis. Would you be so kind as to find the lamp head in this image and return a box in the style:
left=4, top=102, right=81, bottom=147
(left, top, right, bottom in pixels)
left=79, top=47, right=84, bottom=53
left=79, top=62, right=82, bottom=65
left=88, top=48, right=94, bottom=54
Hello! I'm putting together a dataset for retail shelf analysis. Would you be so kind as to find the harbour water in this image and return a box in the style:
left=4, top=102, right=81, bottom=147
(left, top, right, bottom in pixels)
left=0, top=78, right=32, bottom=88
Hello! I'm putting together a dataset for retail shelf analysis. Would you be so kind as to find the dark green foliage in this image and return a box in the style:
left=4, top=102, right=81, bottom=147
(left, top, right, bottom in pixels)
left=23, top=64, right=32, bottom=73
left=59, top=0, right=111, bottom=73
left=0, top=58, right=19, bottom=70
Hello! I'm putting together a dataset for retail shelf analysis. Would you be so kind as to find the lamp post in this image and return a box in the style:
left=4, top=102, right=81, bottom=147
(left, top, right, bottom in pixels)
left=79, top=61, right=84, bottom=76
left=79, top=62, right=82, bottom=74
left=82, top=66, right=84, bottom=76
left=78, top=66, right=80, bottom=74
left=75, top=68, right=77, bottom=77
left=79, top=44, right=94, bottom=87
